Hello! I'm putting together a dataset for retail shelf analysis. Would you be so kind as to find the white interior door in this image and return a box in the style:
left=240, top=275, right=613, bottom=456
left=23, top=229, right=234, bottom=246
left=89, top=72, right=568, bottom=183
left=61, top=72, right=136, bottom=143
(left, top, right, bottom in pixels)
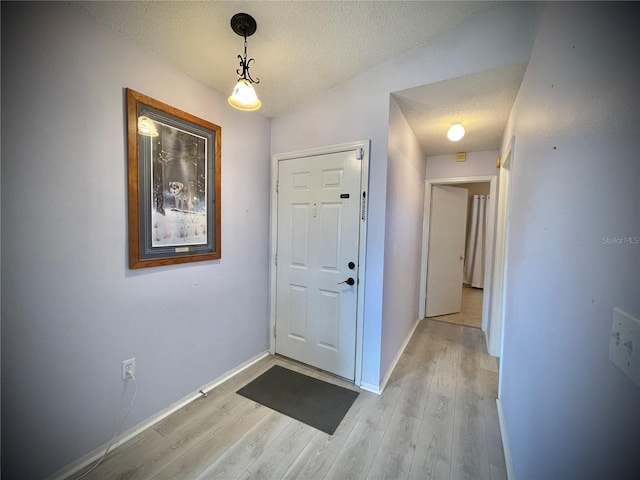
left=426, top=185, right=468, bottom=317
left=275, top=150, right=361, bottom=380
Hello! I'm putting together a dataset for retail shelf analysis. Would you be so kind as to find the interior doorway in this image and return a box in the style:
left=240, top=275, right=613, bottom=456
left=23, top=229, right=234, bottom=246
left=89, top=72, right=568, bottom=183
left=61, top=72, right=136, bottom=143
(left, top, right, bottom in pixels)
left=427, top=182, right=491, bottom=328
left=418, top=176, right=497, bottom=343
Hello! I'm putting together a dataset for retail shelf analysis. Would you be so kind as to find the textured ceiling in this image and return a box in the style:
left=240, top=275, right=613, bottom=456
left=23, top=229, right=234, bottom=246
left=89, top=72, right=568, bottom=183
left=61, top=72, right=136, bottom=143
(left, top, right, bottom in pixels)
left=393, top=63, right=528, bottom=156
left=70, top=1, right=528, bottom=156
left=70, top=1, right=498, bottom=118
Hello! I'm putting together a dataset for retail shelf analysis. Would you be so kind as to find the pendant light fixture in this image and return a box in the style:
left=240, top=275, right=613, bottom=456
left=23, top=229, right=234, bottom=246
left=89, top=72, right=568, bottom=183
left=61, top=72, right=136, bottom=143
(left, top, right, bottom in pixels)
left=228, top=13, right=261, bottom=111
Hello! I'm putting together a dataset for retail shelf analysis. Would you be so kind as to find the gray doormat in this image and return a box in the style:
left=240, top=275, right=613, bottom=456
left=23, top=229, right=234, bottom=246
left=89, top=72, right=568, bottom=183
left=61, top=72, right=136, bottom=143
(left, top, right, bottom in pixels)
left=236, top=365, right=359, bottom=435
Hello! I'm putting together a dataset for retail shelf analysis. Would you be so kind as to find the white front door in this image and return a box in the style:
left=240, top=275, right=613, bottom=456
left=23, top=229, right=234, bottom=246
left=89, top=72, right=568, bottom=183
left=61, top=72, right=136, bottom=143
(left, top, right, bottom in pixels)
left=275, top=150, right=361, bottom=380
left=426, top=185, right=468, bottom=317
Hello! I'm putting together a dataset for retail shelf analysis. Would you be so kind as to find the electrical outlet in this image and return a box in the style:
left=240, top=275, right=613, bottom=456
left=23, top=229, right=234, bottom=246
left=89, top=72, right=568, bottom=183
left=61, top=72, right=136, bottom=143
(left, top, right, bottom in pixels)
left=122, top=358, right=135, bottom=380
left=609, top=308, right=640, bottom=387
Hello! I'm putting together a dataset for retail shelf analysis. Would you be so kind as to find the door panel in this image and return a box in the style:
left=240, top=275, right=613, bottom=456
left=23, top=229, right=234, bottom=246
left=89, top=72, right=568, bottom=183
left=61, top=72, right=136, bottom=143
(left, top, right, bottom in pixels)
left=276, top=150, right=360, bottom=380
left=290, top=205, right=310, bottom=266
left=317, top=289, right=340, bottom=350
left=288, top=285, right=308, bottom=340
left=319, top=203, right=342, bottom=269
left=426, top=185, right=468, bottom=317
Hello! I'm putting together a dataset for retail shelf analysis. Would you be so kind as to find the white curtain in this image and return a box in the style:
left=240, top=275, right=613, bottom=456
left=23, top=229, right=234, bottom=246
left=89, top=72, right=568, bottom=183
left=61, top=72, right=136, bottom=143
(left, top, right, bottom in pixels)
left=464, top=195, right=488, bottom=288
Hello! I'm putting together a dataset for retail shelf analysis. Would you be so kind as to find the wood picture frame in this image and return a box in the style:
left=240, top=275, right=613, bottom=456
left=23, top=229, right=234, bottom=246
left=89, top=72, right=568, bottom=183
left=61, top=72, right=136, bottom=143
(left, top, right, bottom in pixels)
left=126, top=88, right=221, bottom=269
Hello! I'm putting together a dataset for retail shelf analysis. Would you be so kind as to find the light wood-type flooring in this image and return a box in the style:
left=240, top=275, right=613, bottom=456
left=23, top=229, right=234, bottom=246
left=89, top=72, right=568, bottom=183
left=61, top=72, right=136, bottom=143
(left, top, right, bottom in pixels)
left=71, top=320, right=505, bottom=480
left=429, top=285, right=484, bottom=329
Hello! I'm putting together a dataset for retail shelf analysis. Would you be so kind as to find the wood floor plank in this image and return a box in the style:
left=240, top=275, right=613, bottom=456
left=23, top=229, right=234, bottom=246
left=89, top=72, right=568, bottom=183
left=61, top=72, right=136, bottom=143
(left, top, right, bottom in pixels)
left=70, top=428, right=166, bottom=480
left=384, top=351, right=414, bottom=389
left=209, top=356, right=276, bottom=400
left=246, top=420, right=316, bottom=479
left=154, top=398, right=231, bottom=449
left=236, top=471, right=259, bottom=480
left=150, top=400, right=270, bottom=480
left=323, top=383, right=398, bottom=478
left=450, top=391, right=491, bottom=480
left=207, top=359, right=278, bottom=415
left=366, top=411, right=421, bottom=480
left=460, top=324, right=484, bottom=349
left=429, top=341, right=461, bottom=397
left=153, top=395, right=219, bottom=439
left=477, top=352, right=499, bottom=373
left=426, top=316, right=465, bottom=342
left=457, top=350, right=484, bottom=397
left=280, top=436, right=337, bottom=480
left=196, top=410, right=290, bottom=480
left=403, top=325, right=431, bottom=358
left=479, top=369, right=499, bottom=399
left=358, top=382, right=400, bottom=434
left=482, top=391, right=506, bottom=472
left=324, top=420, right=386, bottom=480
left=319, top=388, right=374, bottom=455
left=408, top=392, right=455, bottom=480
left=100, top=403, right=230, bottom=480
left=395, top=356, right=436, bottom=421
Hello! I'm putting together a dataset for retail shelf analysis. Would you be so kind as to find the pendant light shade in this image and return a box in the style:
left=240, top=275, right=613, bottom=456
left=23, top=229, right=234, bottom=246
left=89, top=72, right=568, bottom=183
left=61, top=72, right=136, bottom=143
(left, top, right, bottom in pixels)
left=228, top=78, right=261, bottom=111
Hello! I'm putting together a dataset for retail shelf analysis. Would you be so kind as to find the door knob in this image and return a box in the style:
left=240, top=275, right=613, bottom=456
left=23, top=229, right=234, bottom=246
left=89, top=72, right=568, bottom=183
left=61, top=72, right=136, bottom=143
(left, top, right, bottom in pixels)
left=338, top=277, right=355, bottom=286
left=459, top=255, right=465, bottom=260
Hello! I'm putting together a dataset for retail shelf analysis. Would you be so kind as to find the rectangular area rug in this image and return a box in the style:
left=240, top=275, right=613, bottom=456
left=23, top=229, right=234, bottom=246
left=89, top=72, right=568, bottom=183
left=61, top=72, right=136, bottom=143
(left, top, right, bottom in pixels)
left=236, top=365, right=359, bottom=435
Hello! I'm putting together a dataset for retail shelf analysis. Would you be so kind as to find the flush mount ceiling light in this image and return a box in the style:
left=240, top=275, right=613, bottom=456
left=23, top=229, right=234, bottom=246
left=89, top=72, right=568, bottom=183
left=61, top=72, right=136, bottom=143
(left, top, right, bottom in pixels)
left=447, top=123, right=465, bottom=142
left=228, top=13, right=261, bottom=111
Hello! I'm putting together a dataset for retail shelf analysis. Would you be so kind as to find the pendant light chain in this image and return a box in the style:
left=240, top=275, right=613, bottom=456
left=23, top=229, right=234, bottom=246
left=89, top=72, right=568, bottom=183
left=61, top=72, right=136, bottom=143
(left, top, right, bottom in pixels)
left=235, top=30, right=259, bottom=84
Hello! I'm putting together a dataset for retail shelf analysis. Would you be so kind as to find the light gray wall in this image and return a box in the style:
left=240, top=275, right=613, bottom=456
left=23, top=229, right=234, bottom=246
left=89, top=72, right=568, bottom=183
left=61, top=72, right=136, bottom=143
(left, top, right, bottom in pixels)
left=381, top=97, right=426, bottom=376
left=1, top=3, right=271, bottom=478
left=499, top=2, right=640, bottom=478
left=426, top=151, right=498, bottom=179
left=271, top=2, right=535, bottom=387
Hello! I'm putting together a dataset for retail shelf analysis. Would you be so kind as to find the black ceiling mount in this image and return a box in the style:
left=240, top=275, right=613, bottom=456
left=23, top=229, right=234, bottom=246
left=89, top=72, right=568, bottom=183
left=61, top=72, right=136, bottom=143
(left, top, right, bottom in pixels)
left=230, top=13, right=257, bottom=38
left=230, top=13, right=259, bottom=84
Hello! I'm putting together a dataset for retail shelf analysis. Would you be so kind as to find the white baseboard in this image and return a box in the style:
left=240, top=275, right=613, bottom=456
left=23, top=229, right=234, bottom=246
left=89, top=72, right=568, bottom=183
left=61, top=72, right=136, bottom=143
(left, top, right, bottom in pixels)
left=496, top=397, right=515, bottom=480
left=360, top=317, right=421, bottom=396
left=49, top=350, right=270, bottom=480
left=359, top=381, right=383, bottom=394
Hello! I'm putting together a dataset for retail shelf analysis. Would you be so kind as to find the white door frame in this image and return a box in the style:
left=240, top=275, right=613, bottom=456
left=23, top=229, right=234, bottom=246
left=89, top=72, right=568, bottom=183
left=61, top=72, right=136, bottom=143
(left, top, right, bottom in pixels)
left=494, top=137, right=515, bottom=391
left=418, top=175, right=497, bottom=338
left=269, top=140, right=370, bottom=386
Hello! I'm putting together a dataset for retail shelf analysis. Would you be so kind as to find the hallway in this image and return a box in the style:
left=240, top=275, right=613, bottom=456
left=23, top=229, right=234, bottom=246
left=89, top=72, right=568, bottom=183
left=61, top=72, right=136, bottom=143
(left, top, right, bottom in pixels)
left=72, top=320, right=505, bottom=480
